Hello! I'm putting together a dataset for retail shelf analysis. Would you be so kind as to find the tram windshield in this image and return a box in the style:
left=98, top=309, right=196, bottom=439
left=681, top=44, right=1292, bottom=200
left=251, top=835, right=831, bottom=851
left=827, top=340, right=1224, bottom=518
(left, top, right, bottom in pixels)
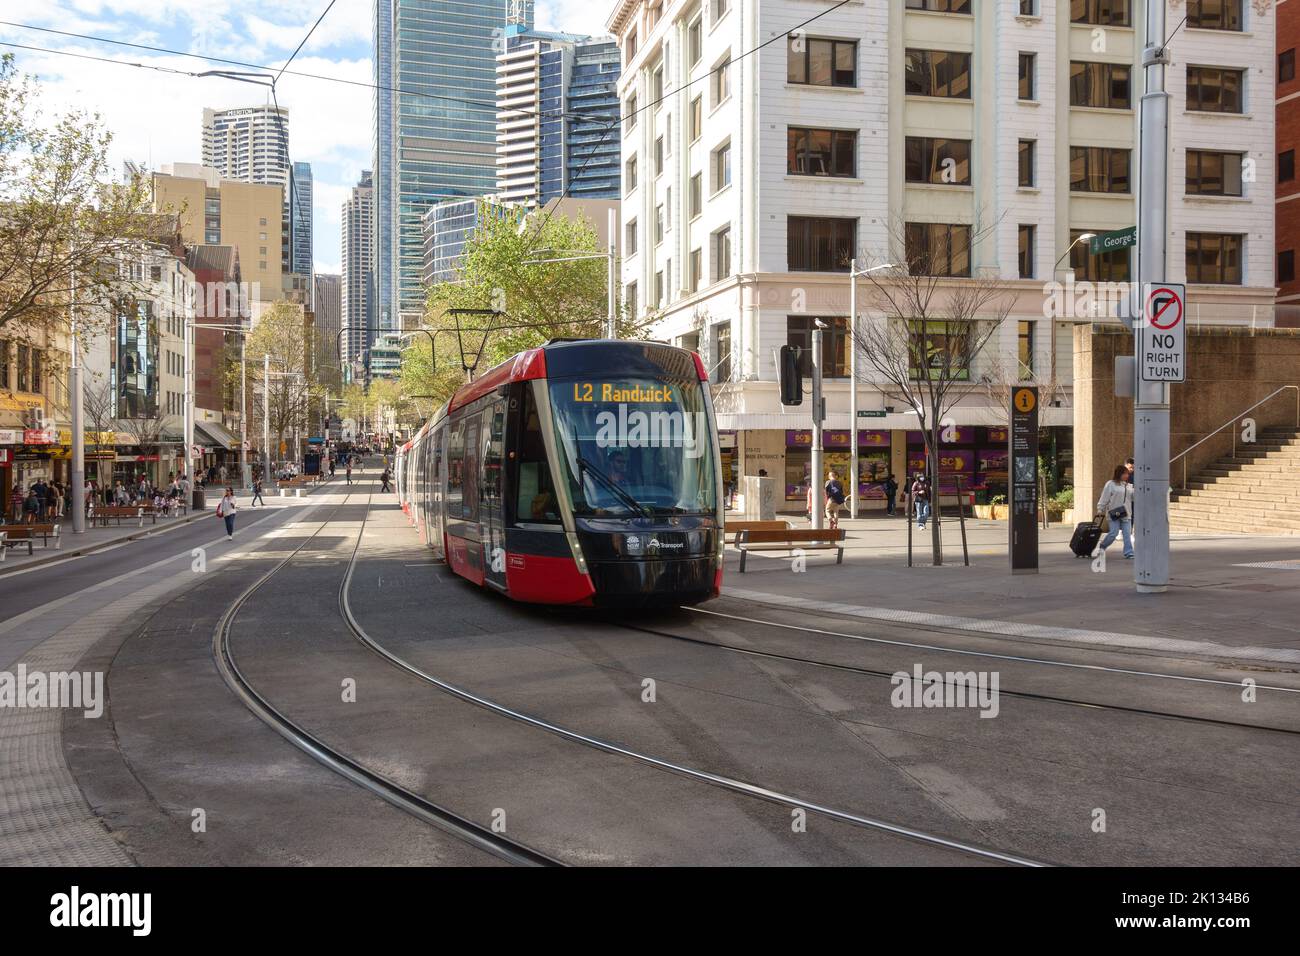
left=547, top=376, right=718, bottom=517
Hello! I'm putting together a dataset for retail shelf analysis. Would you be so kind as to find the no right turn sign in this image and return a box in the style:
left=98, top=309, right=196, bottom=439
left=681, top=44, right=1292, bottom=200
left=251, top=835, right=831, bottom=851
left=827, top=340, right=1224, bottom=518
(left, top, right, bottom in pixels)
left=1140, top=282, right=1186, bottom=383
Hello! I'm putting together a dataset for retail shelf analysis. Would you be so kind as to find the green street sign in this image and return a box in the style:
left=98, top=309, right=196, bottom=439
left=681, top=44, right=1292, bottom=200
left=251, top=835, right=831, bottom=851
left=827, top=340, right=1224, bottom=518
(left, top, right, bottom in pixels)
left=1090, top=226, right=1137, bottom=254
left=857, top=410, right=886, bottom=418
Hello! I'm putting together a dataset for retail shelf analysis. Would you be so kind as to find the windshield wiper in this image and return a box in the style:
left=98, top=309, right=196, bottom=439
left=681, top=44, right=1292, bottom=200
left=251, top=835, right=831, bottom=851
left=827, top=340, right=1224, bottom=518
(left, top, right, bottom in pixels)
left=576, top=457, right=651, bottom=517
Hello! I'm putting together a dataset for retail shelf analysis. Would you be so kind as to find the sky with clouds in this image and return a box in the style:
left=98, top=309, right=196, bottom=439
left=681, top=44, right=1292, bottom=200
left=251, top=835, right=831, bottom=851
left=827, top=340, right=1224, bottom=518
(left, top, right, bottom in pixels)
left=0, top=0, right=596, bottom=275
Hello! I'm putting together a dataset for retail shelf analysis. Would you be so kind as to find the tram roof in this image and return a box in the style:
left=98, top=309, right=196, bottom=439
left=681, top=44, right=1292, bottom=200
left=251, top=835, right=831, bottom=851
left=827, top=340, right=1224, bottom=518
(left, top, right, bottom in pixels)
left=446, top=339, right=708, bottom=413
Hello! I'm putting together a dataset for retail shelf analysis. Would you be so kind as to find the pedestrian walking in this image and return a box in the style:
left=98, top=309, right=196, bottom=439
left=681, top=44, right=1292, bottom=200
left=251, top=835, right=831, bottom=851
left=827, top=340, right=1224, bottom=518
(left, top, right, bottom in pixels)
left=9, top=483, right=23, bottom=522
left=216, top=487, right=238, bottom=540
left=47, top=482, right=61, bottom=521
left=824, top=469, right=846, bottom=531
left=380, top=468, right=391, bottom=493
left=910, top=473, right=932, bottom=530
left=251, top=477, right=265, bottom=508
left=22, top=488, right=40, bottom=524
left=346, top=460, right=352, bottom=485
left=328, top=458, right=336, bottom=477
left=1096, top=463, right=1135, bottom=559
left=883, top=473, right=899, bottom=516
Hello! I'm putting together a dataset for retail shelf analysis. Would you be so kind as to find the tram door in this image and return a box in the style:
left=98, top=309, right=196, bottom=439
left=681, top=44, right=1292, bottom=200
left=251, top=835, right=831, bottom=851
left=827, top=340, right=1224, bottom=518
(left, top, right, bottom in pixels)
left=431, top=427, right=446, bottom=555
left=481, top=400, right=507, bottom=590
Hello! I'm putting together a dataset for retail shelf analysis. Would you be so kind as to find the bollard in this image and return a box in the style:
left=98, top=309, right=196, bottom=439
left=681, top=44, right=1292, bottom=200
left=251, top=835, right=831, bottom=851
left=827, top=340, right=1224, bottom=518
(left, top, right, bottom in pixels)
left=279, top=488, right=286, bottom=497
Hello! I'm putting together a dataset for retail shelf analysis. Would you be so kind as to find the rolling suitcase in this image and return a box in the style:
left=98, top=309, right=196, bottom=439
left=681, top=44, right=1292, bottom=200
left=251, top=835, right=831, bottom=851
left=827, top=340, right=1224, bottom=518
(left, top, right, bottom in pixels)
left=1070, top=516, right=1103, bottom=558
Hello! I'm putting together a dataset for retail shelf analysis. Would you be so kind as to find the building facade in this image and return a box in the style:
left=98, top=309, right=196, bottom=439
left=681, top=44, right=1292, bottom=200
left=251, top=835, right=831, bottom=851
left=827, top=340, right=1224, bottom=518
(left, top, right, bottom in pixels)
left=374, top=0, right=521, bottom=331
left=609, top=0, right=1276, bottom=509
left=201, top=106, right=291, bottom=189
left=342, top=170, right=376, bottom=377
left=496, top=28, right=622, bottom=206
left=290, top=161, right=315, bottom=283
left=1278, top=0, right=1299, bottom=305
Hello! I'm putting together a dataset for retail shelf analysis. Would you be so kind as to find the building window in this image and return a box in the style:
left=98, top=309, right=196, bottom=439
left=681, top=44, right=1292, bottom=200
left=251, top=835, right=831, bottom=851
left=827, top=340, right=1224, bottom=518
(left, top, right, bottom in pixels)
left=787, top=216, right=856, bottom=272
left=626, top=281, right=637, bottom=315
left=1186, top=232, right=1243, bottom=284
left=1071, top=0, right=1130, bottom=25
left=1017, top=321, right=1035, bottom=378
left=16, top=343, right=28, bottom=391
left=904, top=137, right=971, bottom=185
left=1281, top=49, right=1296, bottom=84
left=689, top=248, right=702, bottom=291
left=787, top=37, right=857, bottom=88
left=654, top=136, right=664, bottom=176
left=689, top=17, right=703, bottom=67
left=1018, top=139, right=1036, bottom=187
left=908, top=321, right=971, bottom=381
left=1281, top=150, right=1296, bottom=183
left=905, top=0, right=971, bottom=10
left=1186, top=66, right=1244, bottom=113
left=689, top=96, right=702, bottom=141
left=651, top=64, right=664, bottom=105
left=712, top=226, right=732, bottom=281
left=1020, top=0, right=1036, bottom=13
left=258, top=217, right=267, bottom=226
left=625, top=30, right=637, bottom=63
left=904, top=223, right=972, bottom=277
left=625, top=156, right=638, bottom=193
left=711, top=140, right=732, bottom=193
left=1186, top=0, right=1243, bottom=31
left=713, top=0, right=730, bottom=25
left=625, top=94, right=637, bottom=130
left=655, top=205, right=665, bottom=244
left=1070, top=146, right=1131, bottom=193
left=1186, top=150, right=1244, bottom=196
left=1018, top=53, right=1036, bottom=100
left=712, top=321, right=732, bottom=381
left=678, top=331, right=700, bottom=353
left=654, top=270, right=664, bottom=307
left=788, top=128, right=857, bottom=177
left=1279, top=251, right=1296, bottom=283
left=786, top=316, right=850, bottom=378
left=904, top=49, right=972, bottom=98
left=30, top=349, right=41, bottom=393
left=712, top=55, right=731, bottom=107
left=1070, top=228, right=1130, bottom=281
left=0, top=340, right=8, bottom=389
left=1018, top=225, right=1036, bottom=279
left=1069, top=62, right=1131, bottom=109
left=626, top=218, right=638, bottom=255
left=689, top=173, right=702, bottom=217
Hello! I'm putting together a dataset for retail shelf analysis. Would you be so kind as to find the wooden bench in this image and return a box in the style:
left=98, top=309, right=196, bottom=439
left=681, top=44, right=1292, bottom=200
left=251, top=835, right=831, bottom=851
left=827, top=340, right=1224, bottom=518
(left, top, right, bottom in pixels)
left=145, top=500, right=188, bottom=519
left=723, top=519, right=791, bottom=546
left=94, top=506, right=147, bottom=527
left=735, top=527, right=845, bottom=572
left=0, top=529, right=31, bottom=558
left=0, top=523, right=60, bottom=552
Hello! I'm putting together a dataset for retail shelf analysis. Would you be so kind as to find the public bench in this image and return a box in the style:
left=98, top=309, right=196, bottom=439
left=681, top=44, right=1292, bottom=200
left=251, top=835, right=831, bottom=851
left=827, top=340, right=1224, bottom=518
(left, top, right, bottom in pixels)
left=735, top=527, right=845, bottom=572
left=723, top=519, right=791, bottom=546
left=0, top=523, right=60, bottom=553
left=93, top=506, right=147, bottom=527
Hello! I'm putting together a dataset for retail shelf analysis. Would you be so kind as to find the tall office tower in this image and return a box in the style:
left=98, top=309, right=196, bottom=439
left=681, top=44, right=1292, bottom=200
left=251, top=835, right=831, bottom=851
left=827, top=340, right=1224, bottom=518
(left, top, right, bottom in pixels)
left=202, top=106, right=290, bottom=189
left=496, top=27, right=620, bottom=206
left=341, top=171, right=375, bottom=377
left=611, top=0, right=1275, bottom=512
left=373, top=0, right=522, bottom=336
left=290, top=161, right=314, bottom=281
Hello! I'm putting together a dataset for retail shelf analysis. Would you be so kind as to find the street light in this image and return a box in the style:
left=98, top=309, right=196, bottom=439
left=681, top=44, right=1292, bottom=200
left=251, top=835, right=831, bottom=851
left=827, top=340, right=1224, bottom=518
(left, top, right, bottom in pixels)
left=1053, top=232, right=1096, bottom=277
left=848, top=260, right=896, bottom=518
left=1046, top=232, right=1096, bottom=399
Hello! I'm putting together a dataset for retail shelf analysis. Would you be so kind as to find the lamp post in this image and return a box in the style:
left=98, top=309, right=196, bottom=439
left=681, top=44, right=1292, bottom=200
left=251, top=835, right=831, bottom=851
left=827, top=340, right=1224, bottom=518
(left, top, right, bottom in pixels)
left=69, top=267, right=85, bottom=534
left=847, top=261, right=895, bottom=518
left=1047, top=232, right=1096, bottom=397
left=521, top=226, right=619, bottom=338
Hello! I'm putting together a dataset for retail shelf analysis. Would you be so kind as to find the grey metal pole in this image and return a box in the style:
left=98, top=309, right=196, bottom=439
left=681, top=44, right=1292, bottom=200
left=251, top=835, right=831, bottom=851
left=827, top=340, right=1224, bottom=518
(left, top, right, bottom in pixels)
left=811, top=326, right=825, bottom=529
left=69, top=266, right=85, bottom=534
left=1135, top=2, right=1171, bottom=593
left=849, top=259, right=858, bottom=520
left=240, top=336, right=251, bottom=490
left=183, top=317, right=195, bottom=487
left=263, top=353, right=270, bottom=480
left=607, top=207, right=617, bottom=339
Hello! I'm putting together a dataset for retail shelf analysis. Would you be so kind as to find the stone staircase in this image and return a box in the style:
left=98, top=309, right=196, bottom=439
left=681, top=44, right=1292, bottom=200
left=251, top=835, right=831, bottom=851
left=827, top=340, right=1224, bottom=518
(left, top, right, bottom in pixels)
left=1168, top=426, right=1300, bottom=534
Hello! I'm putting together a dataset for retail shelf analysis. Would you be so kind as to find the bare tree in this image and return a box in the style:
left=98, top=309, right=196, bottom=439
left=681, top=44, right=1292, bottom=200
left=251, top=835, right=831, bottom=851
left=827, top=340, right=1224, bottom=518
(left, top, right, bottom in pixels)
left=81, top=372, right=117, bottom=488
left=854, top=221, right=1015, bottom=565
left=118, top=412, right=166, bottom=486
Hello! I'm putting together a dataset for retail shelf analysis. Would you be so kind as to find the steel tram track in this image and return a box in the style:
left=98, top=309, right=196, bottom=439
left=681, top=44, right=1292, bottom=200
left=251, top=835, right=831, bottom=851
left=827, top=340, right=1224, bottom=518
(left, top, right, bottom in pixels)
left=212, top=481, right=561, bottom=867
left=613, top=617, right=1300, bottom=738
left=342, top=492, right=1047, bottom=867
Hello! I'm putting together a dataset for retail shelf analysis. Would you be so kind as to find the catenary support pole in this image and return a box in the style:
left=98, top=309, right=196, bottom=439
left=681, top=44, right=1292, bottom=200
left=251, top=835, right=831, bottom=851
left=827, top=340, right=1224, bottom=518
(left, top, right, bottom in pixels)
left=811, top=327, right=825, bottom=530
left=69, top=267, right=85, bottom=534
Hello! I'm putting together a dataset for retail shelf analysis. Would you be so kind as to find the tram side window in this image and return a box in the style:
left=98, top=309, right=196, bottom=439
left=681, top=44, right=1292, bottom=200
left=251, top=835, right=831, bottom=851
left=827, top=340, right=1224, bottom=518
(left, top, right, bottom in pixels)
left=516, top=385, right=560, bottom=523
left=447, top=422, right=465, bottom=517
left=463, top=420, right=480, bottom=522
left=483, top=404, right=505, bottom=507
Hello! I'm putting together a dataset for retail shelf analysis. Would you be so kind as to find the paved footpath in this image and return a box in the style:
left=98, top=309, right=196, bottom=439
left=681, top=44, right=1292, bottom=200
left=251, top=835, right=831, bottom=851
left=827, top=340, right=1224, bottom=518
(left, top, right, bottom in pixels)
left=722, top=513, right=1300, bottom=666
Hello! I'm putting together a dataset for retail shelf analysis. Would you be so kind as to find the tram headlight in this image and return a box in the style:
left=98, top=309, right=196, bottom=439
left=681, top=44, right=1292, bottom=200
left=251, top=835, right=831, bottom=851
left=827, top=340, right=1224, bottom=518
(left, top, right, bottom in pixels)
left=566, top=532, right=589, bottom=574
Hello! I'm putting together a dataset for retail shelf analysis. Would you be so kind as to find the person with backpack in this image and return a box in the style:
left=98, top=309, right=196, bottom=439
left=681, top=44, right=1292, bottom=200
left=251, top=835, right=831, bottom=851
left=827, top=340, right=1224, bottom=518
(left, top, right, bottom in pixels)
left=22, top=488, right=40, bottom=524
left=251, top=476, right=265, bottom=508
left=216, top=487, right=238, bottom=540
left=824, top=469, right=846, bottom=531
left=1096, top=463, right=1135, bottom=559
left=380, top=468, right=392, bottom=493
left=883, top=473, right=899, bottom=516
left=910, top=473, right=932, bottom=530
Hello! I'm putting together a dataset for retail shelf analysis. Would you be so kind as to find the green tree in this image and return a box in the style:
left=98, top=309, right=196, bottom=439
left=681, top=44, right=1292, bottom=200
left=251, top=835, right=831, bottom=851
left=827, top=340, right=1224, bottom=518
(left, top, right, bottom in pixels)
left=0, top=54, right=161, bottom=337
left=240, top=301, right=316, bottom=462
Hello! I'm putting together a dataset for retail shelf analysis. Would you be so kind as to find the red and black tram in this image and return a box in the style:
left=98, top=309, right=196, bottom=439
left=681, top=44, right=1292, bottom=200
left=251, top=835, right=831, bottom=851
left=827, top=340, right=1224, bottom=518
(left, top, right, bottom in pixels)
left=396, top=339, right=724, bottom=606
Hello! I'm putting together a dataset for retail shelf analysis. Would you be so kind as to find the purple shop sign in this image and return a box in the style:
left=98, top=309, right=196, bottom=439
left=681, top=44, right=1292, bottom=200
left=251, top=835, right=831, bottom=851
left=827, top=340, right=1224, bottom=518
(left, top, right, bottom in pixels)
left=906, top=427, right=974, bottom=445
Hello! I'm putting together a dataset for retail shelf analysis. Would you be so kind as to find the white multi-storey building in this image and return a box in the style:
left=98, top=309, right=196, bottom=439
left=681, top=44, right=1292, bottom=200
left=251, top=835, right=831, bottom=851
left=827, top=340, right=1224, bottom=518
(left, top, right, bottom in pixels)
left=341, top=170, right=375, bottom=377
left=202, top=106, right=291, bottom=190
left=608, top=0, right=1275, bottom=509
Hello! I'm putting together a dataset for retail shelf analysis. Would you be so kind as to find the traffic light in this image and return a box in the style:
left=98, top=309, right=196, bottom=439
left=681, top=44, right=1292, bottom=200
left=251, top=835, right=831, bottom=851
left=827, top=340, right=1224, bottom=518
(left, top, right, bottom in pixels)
left=779, top=345, right=802, bottom=406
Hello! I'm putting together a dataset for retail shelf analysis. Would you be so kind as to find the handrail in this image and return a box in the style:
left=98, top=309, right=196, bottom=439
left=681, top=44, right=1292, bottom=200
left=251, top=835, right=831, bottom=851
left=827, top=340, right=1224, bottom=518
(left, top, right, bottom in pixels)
left=1170, top=385, right=1299, bottom=489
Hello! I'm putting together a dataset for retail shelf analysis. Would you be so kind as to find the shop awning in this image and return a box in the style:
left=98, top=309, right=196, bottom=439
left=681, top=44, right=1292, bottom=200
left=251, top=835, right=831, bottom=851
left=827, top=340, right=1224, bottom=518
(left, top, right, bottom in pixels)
left=195, top=421, right=239, bottom=449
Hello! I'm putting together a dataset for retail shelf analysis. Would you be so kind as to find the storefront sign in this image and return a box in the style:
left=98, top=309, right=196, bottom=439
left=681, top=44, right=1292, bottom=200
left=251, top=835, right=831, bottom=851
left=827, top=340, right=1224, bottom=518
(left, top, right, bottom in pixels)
left=785, top=430, right=813, bottom=447
left=788, top=429, right=890, bottom=449
left=936, top=450, right=974, bottom=473
left=1010, top=387, right=1039, bottom=574
left=986, top=426, right=1008, bottom=443
left=718, top=430, right=737, bottom=449
left=857, top=430, right=890, bottom=447
left=0, top=429, right=22, bottom=445
left=23, top=428, right=56, bottom=445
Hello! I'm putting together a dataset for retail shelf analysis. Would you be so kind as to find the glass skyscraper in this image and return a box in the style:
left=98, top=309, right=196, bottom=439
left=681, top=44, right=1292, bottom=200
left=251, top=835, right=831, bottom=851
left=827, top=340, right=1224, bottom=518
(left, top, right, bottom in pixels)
left=373, top=0, right=523, bottom=341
